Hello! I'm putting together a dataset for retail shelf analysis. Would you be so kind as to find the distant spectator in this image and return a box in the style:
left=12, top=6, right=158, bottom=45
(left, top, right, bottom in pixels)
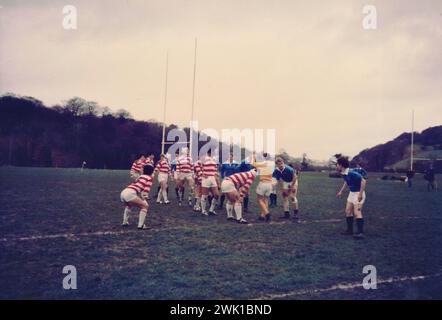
left=424, top=166, right=437, bottom=192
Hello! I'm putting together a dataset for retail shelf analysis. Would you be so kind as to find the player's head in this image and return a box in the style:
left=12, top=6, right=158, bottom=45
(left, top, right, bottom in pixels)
left=207, top=149, right=212, bottom=156
left=182, top=147, right=189, bottom=155
left=336, top=155, right=350, bottom=171
left=148, top=153, right=154, bottom=160
left=137, top=153, right=145, bottom=160
left=275, top=157, right=285, bottom=170
left=160, top=153, right=166, bottom=160
left=143, top=164, right=155, bottom=176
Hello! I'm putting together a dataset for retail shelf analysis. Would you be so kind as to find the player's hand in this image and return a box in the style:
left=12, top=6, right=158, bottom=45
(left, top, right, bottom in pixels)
left=358, top=193, right=363, bottom=202
left=336, top=191, right=342, bottom=198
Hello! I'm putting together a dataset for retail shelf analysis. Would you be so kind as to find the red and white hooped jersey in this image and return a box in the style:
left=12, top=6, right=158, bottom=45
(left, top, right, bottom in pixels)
left=176, top=155, right=193, bottom=173
left=226, top=171, right=257, bottom=196
left=202, top=156, right=218, bottom=178
left=130, top=160, right=144, bottom=174
left=127, top=174, right=154, bottom=194
left=155, top=159, right=170, bottom=174
left=194, top=160, right=203, bottom=182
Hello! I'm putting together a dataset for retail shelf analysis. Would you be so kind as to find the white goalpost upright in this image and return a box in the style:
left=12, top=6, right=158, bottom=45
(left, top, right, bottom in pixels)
left=189, top=37, right=198, bottom=156
left=160, top=39, right=199, bottom=159
left=161, top=52, right=169, bottom=155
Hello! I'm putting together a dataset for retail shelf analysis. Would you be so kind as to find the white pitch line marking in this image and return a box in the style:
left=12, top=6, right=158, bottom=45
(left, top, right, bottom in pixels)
left=0, top=215, right=437, bottom=242
left=252, top=272, right=442, bottom=300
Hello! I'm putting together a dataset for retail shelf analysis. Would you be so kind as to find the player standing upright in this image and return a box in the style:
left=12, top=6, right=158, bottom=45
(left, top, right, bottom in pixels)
left=273, top=158, right=300, bottom=222
left=130, top=153, right=146, bottom=182
left=120, top=165, right=155, bottom=230
left=200, top=150, right=219, bottom=216
left=335, top=155, right=367, bottom=240
left=221, top=169, right=257, bottom=224
left=251, top=152, right=275, bottom=222
left=170, top=150, right=180, bottom=199
left=193, top=157, right=203, bottom=211
left=176, top=147, right=195, bottom=206
left=155, top=154, right=171, bottom=204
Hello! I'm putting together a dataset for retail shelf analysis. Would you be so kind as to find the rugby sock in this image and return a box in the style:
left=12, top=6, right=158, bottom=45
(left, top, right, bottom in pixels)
left=175, top=187, right=179, bottom=198
left=220, top=194, right=225, bottom=207
left=156, top=186, right=161, bottom=196
left=209, top=198, right=217, bottom=212
left=178, top=190, right=183, bottom=201
left=234, top=203, right=243, bottom=220
left=244, top=196, right=249, bottom=211
left=156, top=190, right=162, bottom=202
left=346, top=216, right=354, bottom=233
left=356, top=218, right=364, bottom=234
left=138, top=209, right=147, bottom=228
left=123, top=207, right=131, bottom=224
left=226, top=202, right=234, bottom=219
left=201, top=195, right=208, bottom=212
left=293, top=209, right=299, bottom=216
left=162, top=189, right=168, bottom=202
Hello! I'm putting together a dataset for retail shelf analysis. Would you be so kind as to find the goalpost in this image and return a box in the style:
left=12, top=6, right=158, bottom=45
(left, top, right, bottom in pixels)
left=160, top=38, right=198, bottom=159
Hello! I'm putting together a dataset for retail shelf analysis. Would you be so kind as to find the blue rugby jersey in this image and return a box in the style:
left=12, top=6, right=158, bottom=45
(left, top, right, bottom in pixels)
left=220, top=161, right=240, bottom=178
left=272, top=165, right=295, bottom=182
left=171, top=159, right=177, bottom=172
left=239, top=159, right=254, bottom=172
left=342, top=169, right=364, bottom=192
left=351, top=167, right=368, bottom=179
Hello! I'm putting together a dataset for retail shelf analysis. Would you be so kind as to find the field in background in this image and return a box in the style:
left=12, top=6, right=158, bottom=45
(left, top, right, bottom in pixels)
left=0, top=167, right=441, bottom=299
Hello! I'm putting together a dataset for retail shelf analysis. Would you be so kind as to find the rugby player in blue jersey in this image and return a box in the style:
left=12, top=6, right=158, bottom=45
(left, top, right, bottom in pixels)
left=336, top=155, right=367, bottom=240
left=273, top=158, right=300, bottom=222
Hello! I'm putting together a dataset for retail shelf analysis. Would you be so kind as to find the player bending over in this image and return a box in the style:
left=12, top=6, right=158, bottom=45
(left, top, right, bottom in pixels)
left=120, top=165, right=155, bottom=230
left=336, top=155, right=367, bottom=240
left=221, top=169, right=257, bottom=224
left=273, top=158, right=300, bottom=222
left=155, top=154, right=171, bottom=204
left=200, top=150, right=219, bottom=216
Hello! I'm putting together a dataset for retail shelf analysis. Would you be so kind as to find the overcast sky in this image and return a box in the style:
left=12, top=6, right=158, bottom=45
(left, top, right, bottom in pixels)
left=1, top=0, right=441, bottom=160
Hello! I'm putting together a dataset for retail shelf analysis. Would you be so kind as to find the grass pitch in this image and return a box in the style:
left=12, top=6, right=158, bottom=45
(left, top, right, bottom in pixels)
left=0, top=167, right=441, bottom=299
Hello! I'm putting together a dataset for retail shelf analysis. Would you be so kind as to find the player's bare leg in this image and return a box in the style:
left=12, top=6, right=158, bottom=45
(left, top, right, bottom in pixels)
left=126, top=197, right=150, bottom=230
left=208, top=186, right=219, bottom=215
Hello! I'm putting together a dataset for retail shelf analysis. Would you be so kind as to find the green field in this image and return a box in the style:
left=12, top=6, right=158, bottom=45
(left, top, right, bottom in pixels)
left=0, top=167, right=441, bottom=299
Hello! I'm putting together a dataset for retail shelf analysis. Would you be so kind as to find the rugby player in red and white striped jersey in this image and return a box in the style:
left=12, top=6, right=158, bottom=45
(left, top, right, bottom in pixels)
left=200, top=150, right=220, bottom=216
left=143, top=154, right=155, bottom=168
left=130, top=154, right=146, bottom=181
left=193, top=158, right=203, bottom=211
left=221, top=169, right=257, bottom=224
left=120, top=165, right=155, bottom=230
left=176, top=148, right=195, bottom=206
left=141, top=154, right=155, bottom=200
left=154, top=154, right=171, bottom=204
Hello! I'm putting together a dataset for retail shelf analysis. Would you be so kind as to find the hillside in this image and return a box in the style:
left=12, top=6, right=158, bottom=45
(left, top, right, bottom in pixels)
left=353, top=126, right=442, bottom=172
